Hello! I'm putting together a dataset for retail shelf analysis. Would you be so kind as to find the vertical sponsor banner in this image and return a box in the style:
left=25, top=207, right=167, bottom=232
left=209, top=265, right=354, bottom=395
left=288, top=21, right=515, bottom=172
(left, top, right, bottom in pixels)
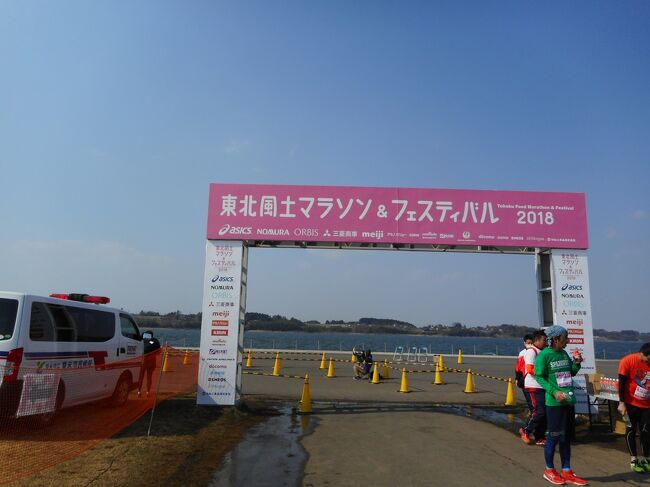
left=551, top=249, right=596, bottom=374
left=197, top=240, right=244, bottom=406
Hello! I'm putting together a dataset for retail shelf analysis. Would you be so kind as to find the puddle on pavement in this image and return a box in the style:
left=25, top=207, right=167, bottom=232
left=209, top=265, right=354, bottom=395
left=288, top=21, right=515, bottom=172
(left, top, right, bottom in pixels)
left=209, top=407, right=313, bottom=487
left=209, top=403, right=523, bottom=487
left=441, top=404, right=523, bottom=432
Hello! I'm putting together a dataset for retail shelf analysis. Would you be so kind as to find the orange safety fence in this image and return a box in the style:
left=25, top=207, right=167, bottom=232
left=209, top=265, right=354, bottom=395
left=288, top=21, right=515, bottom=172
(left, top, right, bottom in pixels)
left=0, top=346, right=199, bottom=485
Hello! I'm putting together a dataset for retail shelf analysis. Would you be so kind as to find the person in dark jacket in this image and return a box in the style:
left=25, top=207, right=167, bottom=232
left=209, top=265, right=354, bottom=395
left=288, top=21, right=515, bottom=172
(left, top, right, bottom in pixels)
left=138, top=332, right=161, bottom=397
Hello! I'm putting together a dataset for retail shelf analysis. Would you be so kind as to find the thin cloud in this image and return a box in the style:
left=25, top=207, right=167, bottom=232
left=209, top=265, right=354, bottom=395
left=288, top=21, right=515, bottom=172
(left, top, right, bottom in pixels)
left=632, top=209, right=647, bottom=220
left=223, top=139, right=249, bottom=154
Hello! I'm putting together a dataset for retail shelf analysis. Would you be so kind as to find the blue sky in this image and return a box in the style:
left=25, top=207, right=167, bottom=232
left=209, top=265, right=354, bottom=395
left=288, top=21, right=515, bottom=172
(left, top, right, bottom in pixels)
left=0, top=2, right=648, bottom=331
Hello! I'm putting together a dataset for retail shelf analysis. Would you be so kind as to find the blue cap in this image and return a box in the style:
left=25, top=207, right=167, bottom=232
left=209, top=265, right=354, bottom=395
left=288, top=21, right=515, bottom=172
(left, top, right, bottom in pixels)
left=545, top=325, right=567, bottom=345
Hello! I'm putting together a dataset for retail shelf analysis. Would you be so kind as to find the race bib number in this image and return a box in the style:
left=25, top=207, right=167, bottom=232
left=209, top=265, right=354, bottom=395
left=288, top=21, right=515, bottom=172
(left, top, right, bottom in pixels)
left=633, top=385, right=650, bottom=401
left=555, top=371, right=572, bottom=388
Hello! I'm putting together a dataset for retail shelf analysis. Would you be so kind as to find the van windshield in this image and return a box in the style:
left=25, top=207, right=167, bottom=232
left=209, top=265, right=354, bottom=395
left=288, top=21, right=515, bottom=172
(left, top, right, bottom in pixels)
left=0, top=298, right=18, bottom=341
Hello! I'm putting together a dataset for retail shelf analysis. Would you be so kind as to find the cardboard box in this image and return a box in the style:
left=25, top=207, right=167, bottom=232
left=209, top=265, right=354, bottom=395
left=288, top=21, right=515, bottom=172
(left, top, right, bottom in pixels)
left=614, top=419, right=627, bottom=435
left=585, top=373, right=602, bottom=396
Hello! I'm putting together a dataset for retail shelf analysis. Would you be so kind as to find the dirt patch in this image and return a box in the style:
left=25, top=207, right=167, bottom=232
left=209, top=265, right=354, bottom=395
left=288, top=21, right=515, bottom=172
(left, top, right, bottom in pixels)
left=7, top=395, right=275, bottom=487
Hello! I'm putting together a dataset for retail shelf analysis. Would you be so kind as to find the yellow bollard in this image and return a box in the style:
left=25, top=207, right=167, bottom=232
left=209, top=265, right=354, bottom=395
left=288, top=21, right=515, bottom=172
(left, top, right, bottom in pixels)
left=299, top=374, right=312, bottom=414
left=457, top=349, right=463, bottom=364
left=162, top=349, right=170, bottom=373
left=319, top=352, right=327, bottom=369
left=183, top=349, right=190, bottom=366
left=433, top=363, right=444, bottom=385
left=505, top=378, right=516, bottom=406
left=272, top=352, right=281, bottom=376
left=438, top=354, right=445, bottom=371
left=399, top=368, right=411, bottom=393
left=464, top=369, right=475, bottom=393
left=326, top=358, right=336, bottom=378
left=246, top=350, right=253, bottom=368
left=383, top=359, right=390, bottom=379
left=371, top=361, right=381, bottom=384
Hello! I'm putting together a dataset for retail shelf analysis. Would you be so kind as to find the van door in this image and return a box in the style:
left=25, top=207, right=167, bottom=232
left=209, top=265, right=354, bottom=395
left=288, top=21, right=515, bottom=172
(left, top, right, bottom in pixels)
left=116, top=314, right=143, bottom=391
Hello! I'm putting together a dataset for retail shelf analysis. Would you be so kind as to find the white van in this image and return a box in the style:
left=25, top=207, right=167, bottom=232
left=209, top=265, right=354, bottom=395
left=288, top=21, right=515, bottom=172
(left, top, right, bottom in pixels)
left=0, top=291, right=146, bottom=422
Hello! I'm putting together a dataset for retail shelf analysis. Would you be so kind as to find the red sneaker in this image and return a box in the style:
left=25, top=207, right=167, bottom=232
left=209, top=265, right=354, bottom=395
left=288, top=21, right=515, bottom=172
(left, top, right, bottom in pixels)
left=543, top=468, right=566, bottom=485
left=519, top=427, right=533, bottom=445
left=561, top=470, right=588, bottom=485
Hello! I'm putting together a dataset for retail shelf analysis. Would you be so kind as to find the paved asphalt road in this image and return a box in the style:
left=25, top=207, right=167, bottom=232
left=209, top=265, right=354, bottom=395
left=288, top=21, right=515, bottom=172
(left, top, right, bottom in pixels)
left=237, top=352, right=641, bottom=487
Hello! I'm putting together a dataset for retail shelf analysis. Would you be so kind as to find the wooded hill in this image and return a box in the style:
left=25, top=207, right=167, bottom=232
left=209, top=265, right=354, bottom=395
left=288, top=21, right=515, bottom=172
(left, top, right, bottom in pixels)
left=133, top=311, right=650, bottom=341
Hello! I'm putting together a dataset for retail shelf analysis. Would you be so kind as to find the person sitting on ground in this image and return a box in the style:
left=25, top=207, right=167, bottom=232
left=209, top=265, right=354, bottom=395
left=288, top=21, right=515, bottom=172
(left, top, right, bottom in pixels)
left=353, top=349, right=373, bottom=380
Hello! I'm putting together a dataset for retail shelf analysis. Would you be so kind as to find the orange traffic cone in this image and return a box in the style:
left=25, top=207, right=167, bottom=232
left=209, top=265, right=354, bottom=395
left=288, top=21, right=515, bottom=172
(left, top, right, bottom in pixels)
left=371, top=362, right=381, bottom=384
left=319, top=352, right=327, bottom=369
left=505, top=378, right=516, bottom=406
left=246, top=350, right=253, bottom=368
left=299, top=374, right=312, bottom=414
left=351, top=350, right=358, bottom=363
left=399, top=368, right=410, bottom=393
left=162, top=349, right=170, bottom=373
left=383, top=359, right=390, bottom=379
left=272, top=352, right=281, bottom=376
left=464, top=369, right=475, bottom=393
left=457, top=349, right=463, bottom=364
left=433, top=363, right=444, bottom=385
left=326, top=358, right=336, bottom=378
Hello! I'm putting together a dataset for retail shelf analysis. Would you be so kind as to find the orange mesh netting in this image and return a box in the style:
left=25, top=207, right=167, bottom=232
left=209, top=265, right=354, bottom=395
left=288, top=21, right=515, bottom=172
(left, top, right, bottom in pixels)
left=0, top=346, right=199, bottom=485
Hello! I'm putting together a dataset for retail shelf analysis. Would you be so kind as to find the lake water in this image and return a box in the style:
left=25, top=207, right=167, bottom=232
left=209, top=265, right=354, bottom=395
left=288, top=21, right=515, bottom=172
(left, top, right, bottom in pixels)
left=146, top=328, right=639, bottom=359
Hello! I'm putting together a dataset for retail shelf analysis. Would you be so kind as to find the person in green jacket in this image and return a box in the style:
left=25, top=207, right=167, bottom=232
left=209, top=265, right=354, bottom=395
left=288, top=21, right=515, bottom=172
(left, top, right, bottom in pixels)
left=534, top=325, right=588, bottom=486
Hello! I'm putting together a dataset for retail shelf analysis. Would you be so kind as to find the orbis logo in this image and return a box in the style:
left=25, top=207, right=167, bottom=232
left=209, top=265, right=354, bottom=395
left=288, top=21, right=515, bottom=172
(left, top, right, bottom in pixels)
left=218, top=224, right=252, bottom=236
left=561, top=283, right=583, bottom=291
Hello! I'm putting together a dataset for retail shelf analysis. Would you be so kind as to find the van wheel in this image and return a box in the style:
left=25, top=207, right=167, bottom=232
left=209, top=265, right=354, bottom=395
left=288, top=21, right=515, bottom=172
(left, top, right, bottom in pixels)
left=35, top=381, right=64, bottom=427
left=111, top=374, right=132, bottom=407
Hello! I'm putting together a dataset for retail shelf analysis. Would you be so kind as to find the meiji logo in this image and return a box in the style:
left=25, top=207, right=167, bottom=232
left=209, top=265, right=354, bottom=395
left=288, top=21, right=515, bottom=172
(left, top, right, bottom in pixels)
left=212, top=310, right=230, bottom=318
left=566, top=319, right=584, bottom=325
left=561, top=283, right=583, bottom=291
left=212, top=329, right=229, bottom=336
left=361, top=230, right=384, bottom=240
left=211, top=320, right=229, bottom=327
left=212, top=275, right=234, bottom=283
left=218, top=224, right=252, bottom=236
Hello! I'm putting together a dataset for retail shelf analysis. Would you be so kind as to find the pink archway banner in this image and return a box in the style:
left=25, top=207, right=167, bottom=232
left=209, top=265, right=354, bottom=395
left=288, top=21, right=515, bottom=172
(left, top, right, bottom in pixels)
left=207, top=184, right=588, bottom=249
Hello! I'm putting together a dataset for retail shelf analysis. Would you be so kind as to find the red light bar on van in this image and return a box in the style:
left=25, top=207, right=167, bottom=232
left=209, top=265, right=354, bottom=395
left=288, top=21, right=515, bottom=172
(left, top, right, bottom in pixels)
left=49, top=293, right=111, bottom=304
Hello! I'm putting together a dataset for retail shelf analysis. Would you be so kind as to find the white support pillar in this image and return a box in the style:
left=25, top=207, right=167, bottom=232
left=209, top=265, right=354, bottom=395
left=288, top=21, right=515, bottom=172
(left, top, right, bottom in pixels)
left=197, top=240, right=248, bottom=406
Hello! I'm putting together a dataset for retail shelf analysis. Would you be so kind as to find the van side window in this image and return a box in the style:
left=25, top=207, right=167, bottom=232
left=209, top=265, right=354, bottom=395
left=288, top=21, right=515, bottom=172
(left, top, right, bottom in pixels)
left=67, top=307, right=115, bottom=342
left=120, top=315, right=140, bottom=340
left=30, top=302, right=115, bottom=342
left=29, top=302, right=56, bottom=341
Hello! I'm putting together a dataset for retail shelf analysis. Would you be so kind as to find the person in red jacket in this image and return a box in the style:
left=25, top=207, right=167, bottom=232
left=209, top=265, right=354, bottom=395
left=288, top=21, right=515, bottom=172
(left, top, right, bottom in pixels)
left=617, top=342, right=650, bottom=473
left=519, top=330, right=547, bottom=446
